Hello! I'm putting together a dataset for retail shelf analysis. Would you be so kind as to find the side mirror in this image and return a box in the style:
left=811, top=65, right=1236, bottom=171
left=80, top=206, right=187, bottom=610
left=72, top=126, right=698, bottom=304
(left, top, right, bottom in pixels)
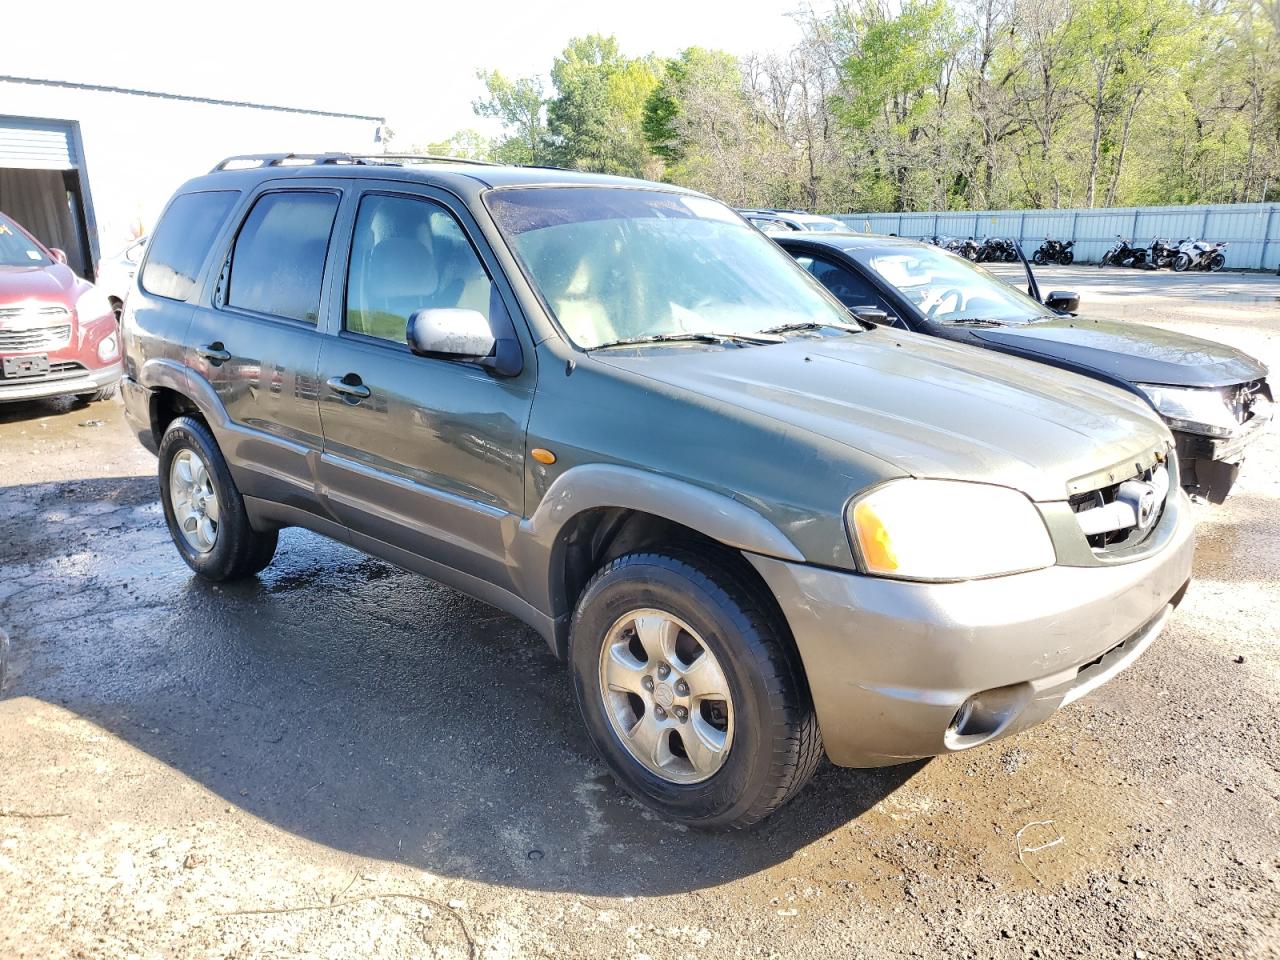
left=407, top=308, right=495, bottom=360
left=851, top=305, right=890, bottom=325
left=49, top=247, right=68, bottom=265
left=1045, top=290, right=1079, bottom=314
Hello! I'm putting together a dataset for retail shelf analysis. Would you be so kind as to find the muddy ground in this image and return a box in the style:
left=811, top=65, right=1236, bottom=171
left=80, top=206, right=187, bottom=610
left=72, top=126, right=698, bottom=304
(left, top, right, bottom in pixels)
left=1, top=266, right=1278, bottom=959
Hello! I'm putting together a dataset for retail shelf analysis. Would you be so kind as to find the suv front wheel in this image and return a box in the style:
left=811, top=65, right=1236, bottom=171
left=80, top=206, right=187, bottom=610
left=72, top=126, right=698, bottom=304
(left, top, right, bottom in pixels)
left=157, top=415, right=278, bottom=581
left=569, top=549, right=822, bottom=829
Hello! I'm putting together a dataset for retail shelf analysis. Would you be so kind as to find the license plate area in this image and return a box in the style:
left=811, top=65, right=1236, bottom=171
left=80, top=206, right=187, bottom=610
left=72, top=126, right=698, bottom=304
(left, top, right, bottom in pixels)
left=2, top=354, right=50, bottom=379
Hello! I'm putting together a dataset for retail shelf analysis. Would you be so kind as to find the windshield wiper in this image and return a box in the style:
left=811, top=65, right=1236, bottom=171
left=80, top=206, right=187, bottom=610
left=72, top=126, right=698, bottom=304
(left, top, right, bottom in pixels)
left=760, top=320, right=866, bottom=335
left=589, top=331, right=785, bottom=350
left=939, top=318, right=1007, bottom=327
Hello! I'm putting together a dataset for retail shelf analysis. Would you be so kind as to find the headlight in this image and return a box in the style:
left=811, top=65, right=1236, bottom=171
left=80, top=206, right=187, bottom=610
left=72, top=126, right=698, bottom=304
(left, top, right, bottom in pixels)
left=75, top=286, right=115, bottom=324
left=847, top=479, right=1056, bottom=581
left=97, top=333, right=119, bottom=362
left=1137, top=384, right=1238, bottom=438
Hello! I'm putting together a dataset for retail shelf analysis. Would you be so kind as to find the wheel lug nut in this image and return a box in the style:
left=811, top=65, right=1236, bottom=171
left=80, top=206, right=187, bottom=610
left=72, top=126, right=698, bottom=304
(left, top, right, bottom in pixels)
left=675, top=680, right=688, bottom=696
left=674, top=706, right=688, bottom=722
left=642, top=676, right=654, bottom=690
left=657, top=663, right=670, bottom=679
left=654, top=705, right=667, bottom=719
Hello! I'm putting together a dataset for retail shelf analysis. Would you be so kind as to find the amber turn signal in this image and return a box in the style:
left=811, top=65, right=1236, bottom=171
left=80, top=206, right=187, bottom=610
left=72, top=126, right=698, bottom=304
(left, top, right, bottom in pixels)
left=531, top=447, right=557, bottom=465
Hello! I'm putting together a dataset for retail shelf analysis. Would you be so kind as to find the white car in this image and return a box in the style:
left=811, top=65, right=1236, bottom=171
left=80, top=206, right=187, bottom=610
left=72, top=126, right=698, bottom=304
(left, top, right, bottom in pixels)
left=96, top=236, right=147, bottom=320
left=737, top=209, right=847, bottom=234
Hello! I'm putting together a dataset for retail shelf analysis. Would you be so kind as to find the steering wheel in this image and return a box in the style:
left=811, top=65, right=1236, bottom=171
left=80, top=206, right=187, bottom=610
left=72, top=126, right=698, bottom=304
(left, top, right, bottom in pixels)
left=923, top=287, right=964, bottom=320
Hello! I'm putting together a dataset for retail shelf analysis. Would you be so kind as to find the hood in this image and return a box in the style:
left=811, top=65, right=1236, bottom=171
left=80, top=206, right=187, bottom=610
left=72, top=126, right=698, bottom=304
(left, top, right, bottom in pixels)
left=595, top=330, right=1171, bottom=502
left=0, top=262, right=80, bottom=307
left=973, top=316, right=1267, bottom=388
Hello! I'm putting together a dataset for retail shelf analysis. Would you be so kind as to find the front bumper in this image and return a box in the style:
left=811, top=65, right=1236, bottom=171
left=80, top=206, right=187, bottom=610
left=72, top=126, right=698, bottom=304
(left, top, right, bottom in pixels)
left=748, top=487, right=1195, bottom=767
left=0, top=362, right=120, bottom=403
left=1175, top=407, right=1271, bottom=503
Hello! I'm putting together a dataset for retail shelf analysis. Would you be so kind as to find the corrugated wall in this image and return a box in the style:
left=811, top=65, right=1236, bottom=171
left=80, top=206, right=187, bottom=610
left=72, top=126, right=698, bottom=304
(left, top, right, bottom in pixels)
left=832, top=204, right=1280, bottom=270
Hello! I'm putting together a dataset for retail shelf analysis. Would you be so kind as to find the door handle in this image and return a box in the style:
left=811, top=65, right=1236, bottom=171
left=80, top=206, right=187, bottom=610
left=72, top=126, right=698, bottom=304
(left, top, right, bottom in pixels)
left=326, top=374, right=371, bottom=400
left=197, top=342, right=231, bottom=364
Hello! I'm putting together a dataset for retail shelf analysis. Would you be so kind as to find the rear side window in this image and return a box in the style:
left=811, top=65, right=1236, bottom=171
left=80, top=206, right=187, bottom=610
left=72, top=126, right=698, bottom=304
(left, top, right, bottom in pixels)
left=225, top=191, right=339, bottom=323
left=141, top=191, right=239, bottom=301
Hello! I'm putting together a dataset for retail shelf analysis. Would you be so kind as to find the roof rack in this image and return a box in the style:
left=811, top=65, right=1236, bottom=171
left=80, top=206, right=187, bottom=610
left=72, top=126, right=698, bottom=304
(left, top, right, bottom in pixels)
left=210, top=153, right=374, bottom=172
left=211, top=152, right=505, bottom=174
left=350, top=153, right=501, bottom=167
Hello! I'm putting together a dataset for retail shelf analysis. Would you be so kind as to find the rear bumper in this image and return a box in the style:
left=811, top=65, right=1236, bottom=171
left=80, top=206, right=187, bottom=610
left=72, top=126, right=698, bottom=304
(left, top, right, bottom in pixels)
left=120, top=375, right=159, bottom=454
left=0, top=362, right=119, bottom=402
left=748, top=488, right=1195, bottom=767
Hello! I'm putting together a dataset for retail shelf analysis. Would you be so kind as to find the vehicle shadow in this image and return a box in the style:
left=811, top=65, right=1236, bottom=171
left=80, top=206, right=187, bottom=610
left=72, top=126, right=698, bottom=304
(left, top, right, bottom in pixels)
left=0, top=474, right=924, bottom=897
left=0, top=393, right=96, bottom=425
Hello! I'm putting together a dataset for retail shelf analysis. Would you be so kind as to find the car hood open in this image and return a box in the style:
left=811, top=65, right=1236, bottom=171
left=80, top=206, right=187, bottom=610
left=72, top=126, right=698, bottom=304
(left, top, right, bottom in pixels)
left=972, top=316, right=1267, bottom=388
left=595, top=330, right=1171, bottom=502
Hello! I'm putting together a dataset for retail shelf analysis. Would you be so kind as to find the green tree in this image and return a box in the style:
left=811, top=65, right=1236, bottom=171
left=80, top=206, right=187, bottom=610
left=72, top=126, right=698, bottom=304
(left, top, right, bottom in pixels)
left=422, top=129, right=495, bottom=161
left=473, top=71, right=550, bottom=165
left=547, top=34, right=663, bottom=176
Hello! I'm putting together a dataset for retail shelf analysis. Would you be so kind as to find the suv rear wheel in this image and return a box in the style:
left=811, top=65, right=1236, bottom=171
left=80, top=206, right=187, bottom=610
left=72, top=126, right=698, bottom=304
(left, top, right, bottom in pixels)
left=157, top=415, right=277, bottom=581
left=569, top=549, right=822, bottom=829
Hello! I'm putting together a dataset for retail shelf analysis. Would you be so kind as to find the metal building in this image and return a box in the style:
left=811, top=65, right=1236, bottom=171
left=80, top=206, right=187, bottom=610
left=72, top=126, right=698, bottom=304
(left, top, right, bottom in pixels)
left=0, top=76, right=383, bottom=278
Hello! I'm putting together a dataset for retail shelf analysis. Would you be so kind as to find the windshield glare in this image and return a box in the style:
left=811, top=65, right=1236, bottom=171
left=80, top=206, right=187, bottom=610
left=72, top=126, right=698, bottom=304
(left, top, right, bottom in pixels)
left=487, top=188, right=853, bottom=348
left=0, top=216, right=50, bottom=268
left=854, top=246, right=1050, bottom=324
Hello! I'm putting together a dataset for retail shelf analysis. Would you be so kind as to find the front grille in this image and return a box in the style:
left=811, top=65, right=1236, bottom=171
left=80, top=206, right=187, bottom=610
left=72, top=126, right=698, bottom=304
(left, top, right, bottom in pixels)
left=1070, top=457, right=1170, bottom=552
left=0, top=323, right=72, bottom=351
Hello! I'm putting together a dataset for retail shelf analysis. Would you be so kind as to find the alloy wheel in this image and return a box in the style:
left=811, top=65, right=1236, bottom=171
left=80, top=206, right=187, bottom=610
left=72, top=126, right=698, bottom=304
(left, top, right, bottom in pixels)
left=169, top=448, right=220, bottom=553
left=597, top=608, right=734, bottom=784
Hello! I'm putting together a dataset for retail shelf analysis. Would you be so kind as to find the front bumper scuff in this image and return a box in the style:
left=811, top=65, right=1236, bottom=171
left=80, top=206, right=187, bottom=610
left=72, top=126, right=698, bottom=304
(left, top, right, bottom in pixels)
left=748, top=487, right=1195, bottom=767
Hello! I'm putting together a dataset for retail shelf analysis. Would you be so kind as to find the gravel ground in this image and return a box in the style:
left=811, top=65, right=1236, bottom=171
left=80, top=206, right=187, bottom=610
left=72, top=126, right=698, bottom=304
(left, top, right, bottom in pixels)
left=1, top=266, right=1278, bottom=959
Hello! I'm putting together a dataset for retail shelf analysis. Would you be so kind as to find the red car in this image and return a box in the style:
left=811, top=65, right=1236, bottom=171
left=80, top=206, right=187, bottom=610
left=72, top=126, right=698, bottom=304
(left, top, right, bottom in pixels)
left=0, top=212, right=121, bottom=404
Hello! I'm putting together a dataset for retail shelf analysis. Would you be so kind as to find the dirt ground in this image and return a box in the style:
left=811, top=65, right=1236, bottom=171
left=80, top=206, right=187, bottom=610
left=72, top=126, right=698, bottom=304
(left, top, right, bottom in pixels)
left=1, top=266, right=1278, bottom=959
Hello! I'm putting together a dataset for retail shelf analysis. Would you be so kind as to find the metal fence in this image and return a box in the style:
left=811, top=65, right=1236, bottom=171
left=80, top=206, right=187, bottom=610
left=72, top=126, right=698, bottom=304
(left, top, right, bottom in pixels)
left=831, top=203, right=1280, bottom=270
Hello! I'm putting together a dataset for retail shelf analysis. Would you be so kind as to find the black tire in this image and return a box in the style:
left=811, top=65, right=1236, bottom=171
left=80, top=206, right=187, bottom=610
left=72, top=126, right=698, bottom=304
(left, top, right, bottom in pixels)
left=1098, top=254, right=1109, bottom=268
left=1173, top=253, right=1191, bottom=272
left=77, top=382, right=118, bottom=403
left=1209, top=253, right=1226, bottom=272
left=157, top=415, right=277, bottom=581
left=569, top=548, right=822, bottom=829
left=1060, top=250, right=1074, bottom=265
left=1033, top=250, right=1046, bottom=265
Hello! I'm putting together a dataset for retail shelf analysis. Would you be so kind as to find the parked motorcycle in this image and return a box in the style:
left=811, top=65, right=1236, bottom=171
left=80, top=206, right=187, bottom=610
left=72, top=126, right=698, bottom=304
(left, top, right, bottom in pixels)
left=977, top=236, right=1019, bottom=262
left=955, top=236, right=982, bottom=261
left=1172, top=238, right=1228, bottom=272
left=1033, top=238, right=1075, bottom=265
left=1148, top=237, right=1184, bottom=270
left=1099, top=236, right=1147, bottom=268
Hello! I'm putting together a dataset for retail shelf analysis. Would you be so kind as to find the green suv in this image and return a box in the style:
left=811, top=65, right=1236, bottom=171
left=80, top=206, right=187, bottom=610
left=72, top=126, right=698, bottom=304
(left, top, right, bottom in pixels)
left=120, top=155, right=1193, bottom=828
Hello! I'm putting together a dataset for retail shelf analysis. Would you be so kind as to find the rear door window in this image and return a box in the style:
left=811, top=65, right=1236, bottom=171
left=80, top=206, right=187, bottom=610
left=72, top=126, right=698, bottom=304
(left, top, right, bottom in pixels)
left=141, top=190, right=239, bottom=301
left=224, top=191, right=339, bottom=323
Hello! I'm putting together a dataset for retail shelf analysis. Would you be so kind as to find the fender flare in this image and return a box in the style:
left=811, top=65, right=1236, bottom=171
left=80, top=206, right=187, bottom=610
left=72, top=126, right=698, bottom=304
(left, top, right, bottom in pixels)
left=138, top=358, right=239, bottom=438
left=514, top=463, right=806, bottom=650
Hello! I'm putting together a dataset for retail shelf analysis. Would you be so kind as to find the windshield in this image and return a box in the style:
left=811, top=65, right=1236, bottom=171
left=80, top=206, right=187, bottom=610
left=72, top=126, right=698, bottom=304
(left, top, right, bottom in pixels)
left=486, top=187, right=854, bottom=349
left=852, top=245, right=1050, bottom=325
left=802, top=220, right=845, bottom=232
left=0, top=215, right=50, bottom=268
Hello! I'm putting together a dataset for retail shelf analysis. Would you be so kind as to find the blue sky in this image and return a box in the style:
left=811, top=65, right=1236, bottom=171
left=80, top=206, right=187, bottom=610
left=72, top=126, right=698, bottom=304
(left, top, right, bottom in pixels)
left=9, top=0, right=806, bottom=145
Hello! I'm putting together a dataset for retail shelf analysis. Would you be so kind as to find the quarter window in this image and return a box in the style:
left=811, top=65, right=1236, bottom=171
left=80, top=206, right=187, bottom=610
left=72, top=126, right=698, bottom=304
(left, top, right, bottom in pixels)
left=345, top=194, right=492, bottom=343
left=226, top=192, right=339, bottom=323
left=141, top=190, right=239, bottom=301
